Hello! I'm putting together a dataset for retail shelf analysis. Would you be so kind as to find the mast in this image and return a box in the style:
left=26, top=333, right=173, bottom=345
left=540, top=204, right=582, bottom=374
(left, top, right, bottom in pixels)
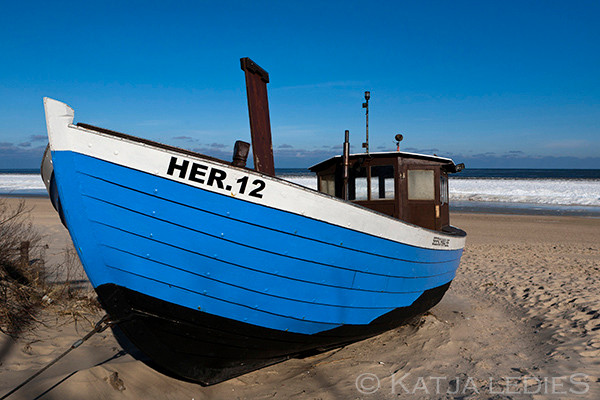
left=240, top=57, right=275, bottom=175
left=342, top=130, right=350, bottom=200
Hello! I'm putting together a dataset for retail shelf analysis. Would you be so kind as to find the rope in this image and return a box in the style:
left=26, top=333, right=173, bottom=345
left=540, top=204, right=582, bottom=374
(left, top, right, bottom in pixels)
left=0, top=314, right=113, bottom=400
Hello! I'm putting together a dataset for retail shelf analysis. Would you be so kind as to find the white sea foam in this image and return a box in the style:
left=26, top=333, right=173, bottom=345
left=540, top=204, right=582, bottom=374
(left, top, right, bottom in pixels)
left=281, top=175, right=318, bottom=191
left=0, top=174, right=46, bottom=194
left=282, top=175, right=600, bottom=208
left=450, top=178, right=600, bottom=207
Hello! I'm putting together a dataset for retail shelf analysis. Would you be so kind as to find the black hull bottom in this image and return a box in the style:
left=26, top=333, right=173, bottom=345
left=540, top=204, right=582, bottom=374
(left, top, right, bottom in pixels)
left=96, top=282, right=452, bottom=385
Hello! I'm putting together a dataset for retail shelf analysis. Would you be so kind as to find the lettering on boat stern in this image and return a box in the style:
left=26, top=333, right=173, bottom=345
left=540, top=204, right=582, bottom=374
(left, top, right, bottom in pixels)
left=432, top=237, right=450, bottom=247
left=166, top=156, right=266, bottom=199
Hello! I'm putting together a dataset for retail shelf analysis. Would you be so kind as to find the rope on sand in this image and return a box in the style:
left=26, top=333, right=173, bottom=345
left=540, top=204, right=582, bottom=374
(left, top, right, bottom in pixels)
left=0, top=314, right=113, bottom=400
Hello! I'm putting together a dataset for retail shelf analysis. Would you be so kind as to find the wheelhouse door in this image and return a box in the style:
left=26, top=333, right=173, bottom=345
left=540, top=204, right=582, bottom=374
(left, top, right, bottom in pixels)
left=401, top=164, right=441, bottom=231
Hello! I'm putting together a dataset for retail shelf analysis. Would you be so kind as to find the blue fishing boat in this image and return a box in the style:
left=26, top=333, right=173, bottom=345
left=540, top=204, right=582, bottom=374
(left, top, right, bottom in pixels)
left=41, top=58, right=466, bottom=385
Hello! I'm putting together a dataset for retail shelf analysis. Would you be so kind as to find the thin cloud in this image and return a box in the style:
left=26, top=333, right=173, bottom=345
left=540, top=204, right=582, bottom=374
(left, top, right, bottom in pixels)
left=403, top=147, right=440, bottom=154
left=274, top=147, right=340, bottom=167
left=458, top=154, right=600, bottom=169
left=189, top=145, right=231, bottom=161
left=470, top=152, right=497, bottom=158
left=29, top=135, right=47, bottom=142
left=0, top=142, right=47, bottom=168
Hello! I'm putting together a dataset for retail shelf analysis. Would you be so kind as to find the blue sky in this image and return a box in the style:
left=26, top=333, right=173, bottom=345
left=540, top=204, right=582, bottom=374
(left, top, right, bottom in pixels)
left=0, top=0, right=598, bottom=169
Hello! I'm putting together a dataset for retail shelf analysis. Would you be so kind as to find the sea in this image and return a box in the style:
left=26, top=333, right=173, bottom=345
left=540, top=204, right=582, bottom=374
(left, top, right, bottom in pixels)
left=2, top=168, right=600, bottom=217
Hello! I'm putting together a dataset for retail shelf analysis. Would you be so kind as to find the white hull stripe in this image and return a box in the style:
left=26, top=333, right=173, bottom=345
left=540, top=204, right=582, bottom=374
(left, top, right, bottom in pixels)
left=44, top=98, right=466, bottom=251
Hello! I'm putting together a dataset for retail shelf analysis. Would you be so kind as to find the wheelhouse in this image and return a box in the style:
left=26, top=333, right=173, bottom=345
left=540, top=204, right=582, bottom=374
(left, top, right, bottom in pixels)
left=309, top=151, right=463, bottom=232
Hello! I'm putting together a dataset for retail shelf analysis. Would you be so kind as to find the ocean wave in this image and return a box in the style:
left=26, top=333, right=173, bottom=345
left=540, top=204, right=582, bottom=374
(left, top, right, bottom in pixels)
left=449, top=178, right=600, bottom=206
left=282, top=175, right=600, bottom=207
left=279, top=175, right=318, bottom=190
left=0, top=174, right=46, bottom=193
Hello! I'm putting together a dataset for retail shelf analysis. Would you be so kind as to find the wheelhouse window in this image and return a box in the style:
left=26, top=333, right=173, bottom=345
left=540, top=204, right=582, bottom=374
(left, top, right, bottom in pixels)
left=348, top=165, right=394, bottom=201
left=319, top=174, right=335, bottom=196
left=370, top=165, right=395, bottom=200
left=407, top=169, right=435, bottom=200
left=348, top=167, right=368, bottom=201
left=440, top=174, right=449, bottom=205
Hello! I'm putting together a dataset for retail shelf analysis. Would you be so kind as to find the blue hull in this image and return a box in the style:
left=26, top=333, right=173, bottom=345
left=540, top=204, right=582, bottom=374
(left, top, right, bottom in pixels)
left=53, top=150, right=462, bottom=335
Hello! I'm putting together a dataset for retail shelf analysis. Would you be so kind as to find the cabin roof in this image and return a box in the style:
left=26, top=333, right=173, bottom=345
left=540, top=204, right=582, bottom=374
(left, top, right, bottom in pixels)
left=309, top=151, right=461, bottom=173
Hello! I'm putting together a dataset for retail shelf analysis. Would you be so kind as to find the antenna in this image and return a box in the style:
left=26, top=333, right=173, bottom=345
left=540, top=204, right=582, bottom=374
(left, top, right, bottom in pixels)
left=343, top=130, right=350, bottom=200
left=362, top=91, right=370, bottom=154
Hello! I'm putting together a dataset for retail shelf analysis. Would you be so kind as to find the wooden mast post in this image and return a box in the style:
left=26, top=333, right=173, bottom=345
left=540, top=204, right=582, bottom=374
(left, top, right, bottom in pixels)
left=240, top=58, right=275, bottom=176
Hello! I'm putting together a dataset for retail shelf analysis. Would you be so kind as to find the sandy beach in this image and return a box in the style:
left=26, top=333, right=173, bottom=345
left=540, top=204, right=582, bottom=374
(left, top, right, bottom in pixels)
left=1, top=197, right=599, bottom=399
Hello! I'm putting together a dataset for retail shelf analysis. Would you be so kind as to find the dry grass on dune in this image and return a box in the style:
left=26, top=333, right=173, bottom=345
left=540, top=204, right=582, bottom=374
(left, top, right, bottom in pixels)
left=0, top=199, right=46, bottom=339
left=0, top=199, right=100, bottom=344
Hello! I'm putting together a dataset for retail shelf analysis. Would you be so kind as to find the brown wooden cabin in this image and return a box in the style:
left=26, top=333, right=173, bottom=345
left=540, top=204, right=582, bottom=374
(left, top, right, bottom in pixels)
left=309, top=151, right=463, bottom=232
